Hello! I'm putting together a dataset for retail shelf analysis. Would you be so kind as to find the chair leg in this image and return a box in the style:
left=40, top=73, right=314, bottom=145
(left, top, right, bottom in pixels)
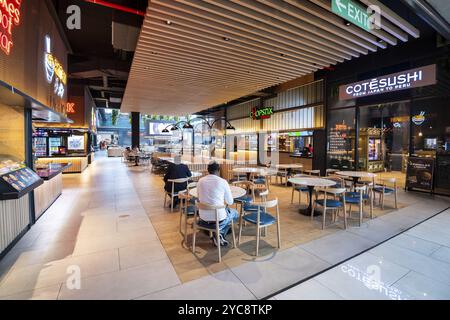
left=231, top=219, right=236, bottom=249
left=277, top=220, right=281, bottom=249
left=164, top=193, right=167, bottom=208
left=370, top=192, right=374, bottom=219
left=359, top=201, right=363, bottom=227
left=184, top=215, right=189, bottom=245
left=171, top=196, right=174, bottom=212
left=322, top=207, right=327, bottom=230
left=343, top=206, right=348, bottom=229
left=238, top=214, right=243, bottom=245
left=395, top=190, right=398, bottom=209
left=192, top=224, right=197, bottom=253
left=216, top=227, right=222, bottom=263
left=291, top=188, right=294, bottom=204
left=256, top=226, right=260, bottom=257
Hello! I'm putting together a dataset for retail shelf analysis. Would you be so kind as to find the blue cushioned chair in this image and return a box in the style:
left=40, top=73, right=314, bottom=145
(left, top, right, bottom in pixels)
left=291, top=174, right=310, bottom=204
left=238, top=198, right=281, bottom=256
left=373, top=178, right=398, bottom=209
left=192, top=202, right=236, bottom=263
left=312, top=188, right=348, bottom=230
left=344, top=185, right=373, bottom=226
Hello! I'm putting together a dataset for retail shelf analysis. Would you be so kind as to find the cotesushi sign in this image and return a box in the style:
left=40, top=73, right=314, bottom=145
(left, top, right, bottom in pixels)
left=339, top=65, right=437, bottom=101
left=0, top=0, right=22, bottom=55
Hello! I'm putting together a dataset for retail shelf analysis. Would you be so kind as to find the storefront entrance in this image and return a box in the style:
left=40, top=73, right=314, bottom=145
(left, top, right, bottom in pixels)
left=358, top=101, right=410, bottom=184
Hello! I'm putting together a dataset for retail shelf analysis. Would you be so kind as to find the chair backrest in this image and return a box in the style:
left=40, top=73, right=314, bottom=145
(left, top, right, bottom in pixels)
left=232, top=180, right=255, bottom=189
left=169, top=178, right=190, bottom=184
left=324, top=187, right=347, bottom=195
left=308, top=170, right=321, bottom=176
left=380, top=177, right=397, bottom=187
left=187, top=182, right=197, bottom=189
left=251, top=198, right=278, bottom=209
left=293, top=174, right=309, bottom=178
left=326, top=176, right=346, bottom=188
left=196, top=202, right=226, bottom=211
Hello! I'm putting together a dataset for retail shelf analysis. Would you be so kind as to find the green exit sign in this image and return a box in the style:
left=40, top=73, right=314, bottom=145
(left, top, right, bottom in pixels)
left=332, top=0, right=371, bottom=32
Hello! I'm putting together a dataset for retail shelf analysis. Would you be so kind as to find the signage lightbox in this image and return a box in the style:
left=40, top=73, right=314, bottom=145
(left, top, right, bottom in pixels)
left=339, top=65, right=437, bottom=101
left=250, top=107, right=274, bottom=120
left=332, top=0, right=371, bottom=32
left=0, top=0, right=22, bottom=55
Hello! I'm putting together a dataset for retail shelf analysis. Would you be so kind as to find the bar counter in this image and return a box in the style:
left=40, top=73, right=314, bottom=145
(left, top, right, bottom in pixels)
left=34, top=163, right=71, bottom=220
left=36, top=154, right=91, bottom=173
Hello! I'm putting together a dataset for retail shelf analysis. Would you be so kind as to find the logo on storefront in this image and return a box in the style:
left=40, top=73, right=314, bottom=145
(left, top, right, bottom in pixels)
left=339, top=65, right=437, bottom=101
left=412, top=111, right=426, bottom=126
left=0, top=0, right=22, bottom=55
left=66, top=102, right=76, bottom=114
left=44, top=35, right=67, bottom=99
left=250, top=107, right=274, bottom=120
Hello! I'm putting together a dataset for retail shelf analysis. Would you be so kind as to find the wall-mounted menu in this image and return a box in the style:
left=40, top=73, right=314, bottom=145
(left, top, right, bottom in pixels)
left=406, top=157, right=435, bottom=191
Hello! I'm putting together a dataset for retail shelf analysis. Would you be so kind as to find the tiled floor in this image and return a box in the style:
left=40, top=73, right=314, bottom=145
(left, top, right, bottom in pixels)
left=0, top=154, right=448, bottom=300
left=274, top=209, right=450, bottom=300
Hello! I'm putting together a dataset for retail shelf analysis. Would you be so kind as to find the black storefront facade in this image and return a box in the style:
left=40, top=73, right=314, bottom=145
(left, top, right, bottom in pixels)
left=318, top=28, right=450, bottom=195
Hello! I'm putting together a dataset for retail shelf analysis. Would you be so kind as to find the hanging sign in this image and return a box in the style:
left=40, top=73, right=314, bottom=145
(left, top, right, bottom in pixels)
left=339, top=65, right=437, bottom=101
left=332, top=0, right=371, bottom=31
left=44, top=35, right=67, bottom=99
left=0, top=0, right=22, bottom=55
left=250, top=107, right=274, bottom=120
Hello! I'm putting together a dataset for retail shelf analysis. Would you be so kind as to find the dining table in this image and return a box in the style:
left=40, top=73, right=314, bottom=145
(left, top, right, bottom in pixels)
left=232, top=167, right=266, bottom=181
left=336, top=171, right=377, bottom=190
left=288, top=177, right=337, bottom=216
left=189, top=185, right=247, bottom=199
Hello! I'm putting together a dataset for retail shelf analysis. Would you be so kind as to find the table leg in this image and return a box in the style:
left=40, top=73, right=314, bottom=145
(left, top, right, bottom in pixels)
left=298, top=186, right=320, bottom=216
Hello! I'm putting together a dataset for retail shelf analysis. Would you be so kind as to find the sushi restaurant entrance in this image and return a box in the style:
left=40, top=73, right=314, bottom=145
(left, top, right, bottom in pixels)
left=357, top=101, right=411, bottom=187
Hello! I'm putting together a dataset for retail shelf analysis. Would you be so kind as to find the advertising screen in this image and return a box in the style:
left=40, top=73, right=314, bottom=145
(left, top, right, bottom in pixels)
left=68, top=136, right=85, bottom=151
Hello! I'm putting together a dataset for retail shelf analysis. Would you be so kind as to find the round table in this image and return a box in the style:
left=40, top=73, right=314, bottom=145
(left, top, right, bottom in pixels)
left=336, top=171, right=376, bottom=189
left=276, top=164, right=304, bottom=170
left=288, top=177, right=336, bottom=216
left=232, top=167, right=267, bottom=180
left=189, top=186, right=247, bottom=199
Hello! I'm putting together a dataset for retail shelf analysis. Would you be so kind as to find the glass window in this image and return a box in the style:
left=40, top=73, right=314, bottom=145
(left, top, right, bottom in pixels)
left=327, top=108, right=356, bottom=170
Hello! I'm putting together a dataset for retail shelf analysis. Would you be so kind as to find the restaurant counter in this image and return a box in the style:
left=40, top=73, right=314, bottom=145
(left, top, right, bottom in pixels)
left=36, top=154, right=91, bottom=173
left=34, top=163, right=71, bottom=220
left=278, top=152, right=313, bottom=171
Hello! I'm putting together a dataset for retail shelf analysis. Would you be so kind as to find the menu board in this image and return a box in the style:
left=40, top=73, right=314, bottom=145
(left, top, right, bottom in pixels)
left=1, top=168, right=42, bottom=192
left=406, top=157, right=435, bottom=191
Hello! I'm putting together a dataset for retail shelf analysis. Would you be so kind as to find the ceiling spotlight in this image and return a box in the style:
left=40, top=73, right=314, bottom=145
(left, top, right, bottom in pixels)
left=166, top=20, right=172, bottom=25
left=378, top=39, right=384, bottom=43
left=223, top=37, right=230, bottom=41
left=345, top=22, right=351, bottom=26
left=280, top=53, right=286, bottom=57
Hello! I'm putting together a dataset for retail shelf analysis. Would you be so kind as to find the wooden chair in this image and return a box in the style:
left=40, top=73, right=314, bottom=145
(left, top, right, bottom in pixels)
left=373, top=178, right=398, bottom=209
left=312, top=188, right=347, bottom=230
left=192, top=202, right=236, bottom=263
left=238, top=198, right=281, bottom=256
left=305, top=169, right=321, bottom=176
left=291, top=174, right=310, bottom=204
left=345, top=185, right=374, bottom=226
left=276, top=168, right=289, bottom=186
left=179, top=182, right=197, bottom=244
left=164, top=178, right=190, bottom=212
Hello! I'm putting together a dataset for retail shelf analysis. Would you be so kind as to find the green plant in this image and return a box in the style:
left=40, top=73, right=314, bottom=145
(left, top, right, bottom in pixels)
left=111, top=110, right=119, bottom=126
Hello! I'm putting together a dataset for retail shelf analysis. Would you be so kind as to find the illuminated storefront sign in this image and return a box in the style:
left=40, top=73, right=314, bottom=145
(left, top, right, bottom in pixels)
left=250, top=107, right=274, bottom=120
left=0, top=0, right=22, bottom=55
left=412, top=111, right=426, bottom=125
left=44, top=35, right=67, bottom=98
left=66, top=102, right=76, bottom=114
left=339, top=65, right=437, bottom=101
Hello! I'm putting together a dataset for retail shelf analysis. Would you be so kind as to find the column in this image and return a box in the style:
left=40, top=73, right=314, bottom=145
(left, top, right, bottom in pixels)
left=131, top=112, right=140, bottom=149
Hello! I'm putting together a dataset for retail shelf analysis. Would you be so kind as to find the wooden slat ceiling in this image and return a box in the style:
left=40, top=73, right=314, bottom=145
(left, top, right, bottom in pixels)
left=122, top=0, right=420, bottom=115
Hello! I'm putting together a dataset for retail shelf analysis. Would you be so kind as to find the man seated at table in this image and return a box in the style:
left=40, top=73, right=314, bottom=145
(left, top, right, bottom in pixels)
left=163, top=156, right=192, bottom=207
left=197, top=162, right=239, bottom=247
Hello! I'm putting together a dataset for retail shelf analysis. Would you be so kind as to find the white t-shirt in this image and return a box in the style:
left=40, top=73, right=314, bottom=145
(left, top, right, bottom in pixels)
left=197, top=174, right=234, bottom=221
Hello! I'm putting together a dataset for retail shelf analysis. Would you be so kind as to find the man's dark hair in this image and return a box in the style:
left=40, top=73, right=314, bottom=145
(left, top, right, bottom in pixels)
left=208, top=161, right=220, bottom=174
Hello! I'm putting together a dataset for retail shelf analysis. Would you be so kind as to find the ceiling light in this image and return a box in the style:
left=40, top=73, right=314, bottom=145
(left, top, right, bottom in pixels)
left=345, top=22, right=351, bottom=26
left=162, top=128, right=169, bottom=133
left=223, top=37, right=230, bottom=41
left=166, top=20, right=172, bottom=25
left=171, top=126, right=178, bottom=131
left=183, top=123, right=194, bottom=129
left=226, top=125, right=236, bottom=130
